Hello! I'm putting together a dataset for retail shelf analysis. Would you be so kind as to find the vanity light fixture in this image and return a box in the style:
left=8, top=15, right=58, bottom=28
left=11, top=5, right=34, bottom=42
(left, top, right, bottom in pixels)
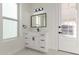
left=34, top=8, right=44, bottom=12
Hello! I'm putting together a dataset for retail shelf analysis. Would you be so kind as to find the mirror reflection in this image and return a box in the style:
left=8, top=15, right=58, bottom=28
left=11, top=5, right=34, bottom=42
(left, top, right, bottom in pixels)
left=31, top=13, right=46, bottom=28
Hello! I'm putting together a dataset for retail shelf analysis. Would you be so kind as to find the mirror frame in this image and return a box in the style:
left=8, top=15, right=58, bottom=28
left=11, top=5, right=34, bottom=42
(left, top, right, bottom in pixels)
left=31, top=13, right=47, bottom=28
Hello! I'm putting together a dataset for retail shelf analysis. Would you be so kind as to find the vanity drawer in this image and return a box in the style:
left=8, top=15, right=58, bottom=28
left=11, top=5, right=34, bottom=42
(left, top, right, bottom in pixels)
left=40, top=40, right=46, bottom=46
left=24, top=32, right=28, bottom=35
left=40, top=33, right=46, bottom=36
left=39, top=45, right=48, bottom=52
left=24, top=35, right=32, bottom=40
left=40, top=39, right=45, bottom=41
left=39, top=41, right=48, bottom=52
left=25, top=37, right=28, bottom=39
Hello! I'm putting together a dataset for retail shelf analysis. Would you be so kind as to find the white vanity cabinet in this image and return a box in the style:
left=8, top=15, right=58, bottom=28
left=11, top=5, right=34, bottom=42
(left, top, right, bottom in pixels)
left=24, top=13, right=48, bottom=52
left=24, top=28, right=48, bottom=52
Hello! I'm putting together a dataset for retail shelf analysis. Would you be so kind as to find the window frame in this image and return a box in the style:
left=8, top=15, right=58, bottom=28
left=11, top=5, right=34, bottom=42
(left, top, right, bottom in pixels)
left=2, top=3, right=19, bottom=40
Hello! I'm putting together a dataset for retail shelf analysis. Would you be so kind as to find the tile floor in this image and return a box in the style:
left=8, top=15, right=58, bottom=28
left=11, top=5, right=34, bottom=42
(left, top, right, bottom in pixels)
left=14, top=48, right=76, bottom=55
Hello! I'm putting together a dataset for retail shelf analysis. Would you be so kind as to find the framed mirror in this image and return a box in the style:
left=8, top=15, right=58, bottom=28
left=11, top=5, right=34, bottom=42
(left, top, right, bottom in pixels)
left=31, top=13, right=47, bottom=28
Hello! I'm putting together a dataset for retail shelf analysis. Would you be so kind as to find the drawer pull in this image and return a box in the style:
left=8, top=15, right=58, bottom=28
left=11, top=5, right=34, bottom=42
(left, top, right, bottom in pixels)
left=25, top=43, right=28, bottom=45
left=25, top=37, right=28, bottom=39
left=40, top=47, right=45, bottom=48
left=40, top=34, right=45, bottom=36
left=41, top=40, right=45, bottom=41
left=25, top=33, right=28, bottom=35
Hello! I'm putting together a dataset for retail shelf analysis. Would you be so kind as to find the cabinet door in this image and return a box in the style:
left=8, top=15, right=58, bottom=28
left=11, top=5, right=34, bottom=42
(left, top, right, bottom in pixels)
left=31, top=35, right=39, bottom=50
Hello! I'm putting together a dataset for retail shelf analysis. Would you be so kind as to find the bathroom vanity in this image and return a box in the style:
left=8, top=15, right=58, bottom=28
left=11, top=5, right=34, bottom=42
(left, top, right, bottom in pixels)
left=24, top=13, right=49, bottom=52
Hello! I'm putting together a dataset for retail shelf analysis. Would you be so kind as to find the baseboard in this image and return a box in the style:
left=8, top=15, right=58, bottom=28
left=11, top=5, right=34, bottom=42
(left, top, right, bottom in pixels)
left=48, top=48, right=58, bottom=51
left=58, top=50, right=79, bottom=55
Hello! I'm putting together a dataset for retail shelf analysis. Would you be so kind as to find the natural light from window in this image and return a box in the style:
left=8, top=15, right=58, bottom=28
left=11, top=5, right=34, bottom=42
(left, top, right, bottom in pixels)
left=3, top=3, right=18, bottom=39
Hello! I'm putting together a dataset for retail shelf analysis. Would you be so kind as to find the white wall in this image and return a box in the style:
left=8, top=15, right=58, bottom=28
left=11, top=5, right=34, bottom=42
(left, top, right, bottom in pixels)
left=76, top=4, right=79, bottom=52
left=0, top=4, right=24, bottom=55
left=0, top=4, right=2, bottom=40
left=20, top=3, right=32, bottom=28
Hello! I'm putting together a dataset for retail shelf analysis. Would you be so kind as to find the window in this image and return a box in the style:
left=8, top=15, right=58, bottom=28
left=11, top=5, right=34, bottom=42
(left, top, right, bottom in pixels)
left=2, top=3, right=18, bottom=39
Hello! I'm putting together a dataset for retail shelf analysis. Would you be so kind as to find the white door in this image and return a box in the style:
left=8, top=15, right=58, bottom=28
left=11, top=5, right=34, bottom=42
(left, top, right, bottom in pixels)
left=58, top=3, right=78, bottom=53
